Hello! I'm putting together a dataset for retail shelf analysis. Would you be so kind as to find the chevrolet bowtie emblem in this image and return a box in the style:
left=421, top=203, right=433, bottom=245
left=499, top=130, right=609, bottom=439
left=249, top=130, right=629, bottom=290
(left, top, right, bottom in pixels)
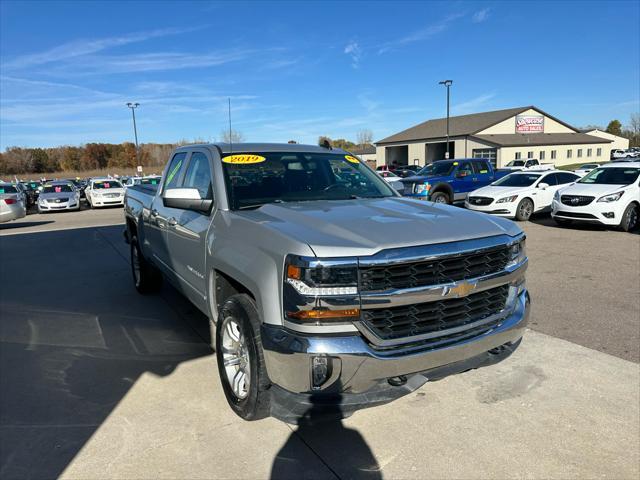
left=444, top=281, right=477, bottom=298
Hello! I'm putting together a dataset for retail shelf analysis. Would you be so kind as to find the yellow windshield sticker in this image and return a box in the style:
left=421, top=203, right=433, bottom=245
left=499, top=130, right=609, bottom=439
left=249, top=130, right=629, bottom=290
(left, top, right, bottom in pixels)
left=345, top=155, right=360, bottom=164
left=223, top=154, right=266, bottom=164
left=453, top=162, right=459, bottom=166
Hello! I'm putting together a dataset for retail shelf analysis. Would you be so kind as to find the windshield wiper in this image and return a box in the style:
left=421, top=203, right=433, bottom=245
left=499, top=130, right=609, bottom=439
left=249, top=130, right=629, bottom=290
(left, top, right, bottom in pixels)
left=237, top=199, right=287, bottom=210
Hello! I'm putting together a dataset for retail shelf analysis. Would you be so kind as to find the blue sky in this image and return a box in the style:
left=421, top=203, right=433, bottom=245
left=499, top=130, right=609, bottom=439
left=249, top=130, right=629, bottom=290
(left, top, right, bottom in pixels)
left=1, top=0, right=638, bottom=150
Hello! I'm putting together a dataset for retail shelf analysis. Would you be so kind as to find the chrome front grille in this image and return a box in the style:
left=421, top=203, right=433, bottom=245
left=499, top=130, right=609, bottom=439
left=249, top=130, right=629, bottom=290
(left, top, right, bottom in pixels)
left=359, top=245, right=511, bottom=292
left=561, top=195, right=594, bottom=206
left=361, top=284, right=510, bottom=341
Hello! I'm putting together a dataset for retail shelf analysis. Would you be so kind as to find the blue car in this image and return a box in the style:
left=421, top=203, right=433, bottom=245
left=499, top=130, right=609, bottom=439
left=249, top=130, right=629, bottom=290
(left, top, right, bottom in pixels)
left=400, top=158, right=510, bottom=204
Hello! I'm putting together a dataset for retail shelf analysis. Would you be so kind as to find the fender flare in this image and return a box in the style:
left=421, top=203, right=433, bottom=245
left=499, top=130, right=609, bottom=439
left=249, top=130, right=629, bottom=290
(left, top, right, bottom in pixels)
left=430, top=182, right=454, bottom=199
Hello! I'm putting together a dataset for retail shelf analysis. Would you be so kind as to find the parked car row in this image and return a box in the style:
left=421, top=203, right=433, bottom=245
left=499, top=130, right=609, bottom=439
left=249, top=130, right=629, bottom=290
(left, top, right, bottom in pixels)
left=376, top=159, right=640, bottom=232
left=0, top=175, right=162, bottom=223
left=611, top=148, right=640, bottom=160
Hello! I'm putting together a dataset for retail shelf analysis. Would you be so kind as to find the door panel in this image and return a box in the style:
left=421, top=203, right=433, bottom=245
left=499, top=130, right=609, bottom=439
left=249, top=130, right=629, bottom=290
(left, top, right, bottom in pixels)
left=165, top=150, right=214, bottom=302
left=453, top=161, right=476, bottom=200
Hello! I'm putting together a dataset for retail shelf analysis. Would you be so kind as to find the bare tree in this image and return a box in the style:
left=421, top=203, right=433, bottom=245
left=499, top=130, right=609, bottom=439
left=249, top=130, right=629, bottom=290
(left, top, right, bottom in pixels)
left=356, top=129, right=373, bottom=149
left=221, top=129, right=245, bottom=143
left=629, top=113, right=640, bottom=136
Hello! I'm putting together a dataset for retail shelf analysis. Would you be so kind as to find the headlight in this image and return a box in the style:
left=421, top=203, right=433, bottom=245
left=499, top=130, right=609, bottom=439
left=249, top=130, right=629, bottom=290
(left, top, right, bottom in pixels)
left=597, top=191, right=624, bottom=203
left=496, top=195, right=518, bottom=203
left=415, top=182, right=430, bottom=194
left=506, top=237, right=526, bottom=268
left=553, top=190, right=560, bottom=201
left=284, top=256, right=359, bottom=323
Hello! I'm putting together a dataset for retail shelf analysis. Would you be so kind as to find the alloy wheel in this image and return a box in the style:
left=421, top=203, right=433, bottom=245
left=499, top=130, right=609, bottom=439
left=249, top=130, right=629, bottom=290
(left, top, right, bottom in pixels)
left=221, top=316, right=250, bottom=400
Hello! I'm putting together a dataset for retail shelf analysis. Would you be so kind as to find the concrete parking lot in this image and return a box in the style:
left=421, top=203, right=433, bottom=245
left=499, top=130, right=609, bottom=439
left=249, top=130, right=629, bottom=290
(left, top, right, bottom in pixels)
left=1, top=208, right=639, bottom=479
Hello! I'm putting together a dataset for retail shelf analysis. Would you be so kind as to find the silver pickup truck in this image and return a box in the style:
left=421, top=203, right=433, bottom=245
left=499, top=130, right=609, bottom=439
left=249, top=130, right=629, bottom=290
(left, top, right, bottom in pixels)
left=124, top=143, right=530, bottom=423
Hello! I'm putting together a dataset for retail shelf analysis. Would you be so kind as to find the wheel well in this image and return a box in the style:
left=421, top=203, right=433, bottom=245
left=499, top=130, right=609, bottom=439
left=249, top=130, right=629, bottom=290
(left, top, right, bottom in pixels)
left=212, top=270, right=256, bottom=315
left=431, top=183, right=453, bottom=197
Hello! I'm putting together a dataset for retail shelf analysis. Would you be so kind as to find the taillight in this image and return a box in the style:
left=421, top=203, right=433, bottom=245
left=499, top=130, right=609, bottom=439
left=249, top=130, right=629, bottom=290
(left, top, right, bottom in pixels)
left=4, top=198, right=17, bottom=205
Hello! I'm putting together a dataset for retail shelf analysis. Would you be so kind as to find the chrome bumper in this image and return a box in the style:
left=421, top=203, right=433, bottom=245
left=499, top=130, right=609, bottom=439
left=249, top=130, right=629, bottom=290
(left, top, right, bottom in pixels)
left=262, top=289, right=529, bottom=397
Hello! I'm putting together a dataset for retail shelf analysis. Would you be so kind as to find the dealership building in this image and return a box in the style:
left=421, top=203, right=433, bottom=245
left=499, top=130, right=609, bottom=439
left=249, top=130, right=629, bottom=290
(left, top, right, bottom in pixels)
left=375, top=106, right=622, bottom=168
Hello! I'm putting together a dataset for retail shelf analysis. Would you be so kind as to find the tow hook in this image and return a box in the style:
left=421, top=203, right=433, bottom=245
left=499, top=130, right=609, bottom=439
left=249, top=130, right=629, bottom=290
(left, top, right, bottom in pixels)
left=388, top=375, right=408, bottom=387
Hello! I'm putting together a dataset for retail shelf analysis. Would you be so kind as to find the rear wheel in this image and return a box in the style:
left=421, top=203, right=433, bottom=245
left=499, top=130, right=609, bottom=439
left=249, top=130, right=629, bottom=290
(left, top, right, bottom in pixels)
left=130, top=235, right=162, bottom=293
left=216, top=294, right=270, bottom=421
left=515, top=198, right=534, bottom=221
left=430, top=191, right=450, bottom=204
left=619, top=203, right=639, bottom=232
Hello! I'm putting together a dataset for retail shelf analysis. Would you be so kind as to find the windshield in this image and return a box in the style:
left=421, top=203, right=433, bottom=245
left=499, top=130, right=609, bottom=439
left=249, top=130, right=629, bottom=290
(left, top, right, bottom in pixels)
left=578, top=167, right=640, bottom=185
left=0, top=185, right=18, bottom=194
left=506, top=160, right=525, bottom=167
left=493, top=173, right=542, bottom=187
left=93, top=180, right=122, bottom=189
left=42, top=184, right=73, bottom=193
left=221, top=152, right=395, bottom=210
left=579, top=164, right=598, bottom=169
left=416, top=162, right=455, bottom=177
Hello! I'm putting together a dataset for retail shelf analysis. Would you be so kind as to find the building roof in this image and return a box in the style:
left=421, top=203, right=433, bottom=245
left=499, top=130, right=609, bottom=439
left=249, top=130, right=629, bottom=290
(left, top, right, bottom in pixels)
left=350, top=145, right=376, bottom=155
left=472, top=132, right=612, bottom=147
left=376, top=106, right=579, bottom=144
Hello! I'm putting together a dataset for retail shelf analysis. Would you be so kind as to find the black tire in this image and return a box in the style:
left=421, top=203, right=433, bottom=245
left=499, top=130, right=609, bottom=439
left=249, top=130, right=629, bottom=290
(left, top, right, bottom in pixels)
left=430, top=191, right=450, bottom=204
left=619, top=203, right=639, bottom=232
left=515, top=198, right=534, bottom=221
left=553, top=217, right=573, bottom=227
left=130, top=235, right=162, bottom=294
left=216, top=294, right=270, bottom=421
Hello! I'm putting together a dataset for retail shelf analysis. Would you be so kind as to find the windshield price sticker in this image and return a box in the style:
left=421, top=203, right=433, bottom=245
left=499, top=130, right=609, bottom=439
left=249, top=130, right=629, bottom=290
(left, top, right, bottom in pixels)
left=345, top=155, right=360, bottom=164
left=223, top=154, right=266, bottom=165
left=54, top=186, right=62, bottom=193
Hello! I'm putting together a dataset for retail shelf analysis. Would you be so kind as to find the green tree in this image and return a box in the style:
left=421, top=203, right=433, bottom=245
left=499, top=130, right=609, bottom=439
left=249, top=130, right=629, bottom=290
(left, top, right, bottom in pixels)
left=31, top=148, right=49, bottom=173
left=606, top=120, right=622, bottom=136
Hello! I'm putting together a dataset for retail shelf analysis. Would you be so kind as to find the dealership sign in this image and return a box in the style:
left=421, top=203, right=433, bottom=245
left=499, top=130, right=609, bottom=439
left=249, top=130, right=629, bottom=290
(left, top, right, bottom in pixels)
left=515, top=115, right=544, bottom=133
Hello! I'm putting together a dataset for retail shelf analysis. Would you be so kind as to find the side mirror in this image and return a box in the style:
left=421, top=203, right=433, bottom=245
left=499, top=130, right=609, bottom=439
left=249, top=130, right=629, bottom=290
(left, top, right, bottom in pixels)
left=538, top=182, right=549, bottom=189
left=163, top=188, right=212, bottom=213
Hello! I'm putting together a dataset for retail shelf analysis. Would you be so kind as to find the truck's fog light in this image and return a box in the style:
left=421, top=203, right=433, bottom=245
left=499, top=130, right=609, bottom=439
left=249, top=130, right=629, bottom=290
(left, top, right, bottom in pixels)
left=602, top=212, right=615, bottom=219
left=311, top=356, right=331, bottom=390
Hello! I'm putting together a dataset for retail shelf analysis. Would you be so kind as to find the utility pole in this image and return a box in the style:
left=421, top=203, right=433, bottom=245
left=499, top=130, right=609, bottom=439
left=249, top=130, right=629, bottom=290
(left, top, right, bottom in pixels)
left=126, top=102, right=140, bottom=168
left=438, top=80, right=453, bottom=159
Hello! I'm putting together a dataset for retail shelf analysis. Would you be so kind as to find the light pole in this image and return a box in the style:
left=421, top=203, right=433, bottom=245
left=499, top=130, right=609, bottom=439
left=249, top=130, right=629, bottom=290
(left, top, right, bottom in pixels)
left=126, top=102, right=140, bottom=166
left=438, top=80, right=453, bottom=159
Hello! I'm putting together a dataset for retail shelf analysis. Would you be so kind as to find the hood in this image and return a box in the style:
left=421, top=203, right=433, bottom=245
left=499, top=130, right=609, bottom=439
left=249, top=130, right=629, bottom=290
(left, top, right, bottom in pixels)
left=469, top=185, right=531, bottom=199
left=40, top=191, right=76, bottom=200
left=558, top=182, right=629, bottom=197
left=235, top=197, right=521, bottom=257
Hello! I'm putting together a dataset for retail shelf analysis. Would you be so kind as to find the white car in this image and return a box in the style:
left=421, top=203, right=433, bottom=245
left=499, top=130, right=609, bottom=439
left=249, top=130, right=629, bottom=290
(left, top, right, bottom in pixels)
left=466, top=170, right=581, bottom=221
left=85, top=178, right=125, bottom=208
left=501, top=159, right=555, bottom=172
left=611, top=149, right=635, bottom=160
left=573, top=163, right=601, bottom=177
left=37, top=181, right=81, bottom=213
left=0, top=183, right=27, bottom=223
left=551, top=162, right=640, bottom=232
left=377, top=170, right=404, bottom=193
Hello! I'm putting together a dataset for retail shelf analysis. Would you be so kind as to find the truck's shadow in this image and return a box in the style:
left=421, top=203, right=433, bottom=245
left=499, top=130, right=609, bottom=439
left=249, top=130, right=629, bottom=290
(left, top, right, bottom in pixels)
left=0, top=225, right=212, bottom=479
left=271, top=393, right=381, bottom=480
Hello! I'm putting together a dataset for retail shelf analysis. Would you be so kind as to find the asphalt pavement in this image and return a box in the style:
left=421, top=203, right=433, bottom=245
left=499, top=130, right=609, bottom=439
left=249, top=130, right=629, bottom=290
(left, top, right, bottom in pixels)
left=0, top=208, right=638, bottom=479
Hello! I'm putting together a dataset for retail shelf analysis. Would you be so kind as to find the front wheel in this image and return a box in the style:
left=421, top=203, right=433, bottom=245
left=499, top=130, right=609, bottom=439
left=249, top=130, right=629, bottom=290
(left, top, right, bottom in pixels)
left=515, top=198, right=534, bottom=221
left=130, top=235, right=162, bottom=294
left=216, top=294, right=270, bottom=421
left=430, top=191, right=450, bottom=204
left=619, top=203, right=639, bottom=232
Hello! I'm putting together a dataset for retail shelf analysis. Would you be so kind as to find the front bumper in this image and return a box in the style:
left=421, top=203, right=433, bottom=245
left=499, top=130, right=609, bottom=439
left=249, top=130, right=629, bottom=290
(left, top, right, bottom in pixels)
left=263, top=289, right=529, bottom=423
left=551, top=199, right=623, bottom=225
left=91, top=196, right=124, bottom=207
left=38, top=200, right=80, bottom=211
left=465, top=200, right=516, bottom=218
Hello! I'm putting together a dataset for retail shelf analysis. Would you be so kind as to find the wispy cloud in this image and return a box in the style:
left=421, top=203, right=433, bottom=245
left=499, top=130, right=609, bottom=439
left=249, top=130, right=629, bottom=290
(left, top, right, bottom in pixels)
left=3, top=26, right=206, bottom=70
left=378, top=13, right=465, bottom=54
left=452, top=93, right=496, bottom=115
left=472, top=8, right=491, bottom=23
left=344, top=41, right=362, bottom=69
